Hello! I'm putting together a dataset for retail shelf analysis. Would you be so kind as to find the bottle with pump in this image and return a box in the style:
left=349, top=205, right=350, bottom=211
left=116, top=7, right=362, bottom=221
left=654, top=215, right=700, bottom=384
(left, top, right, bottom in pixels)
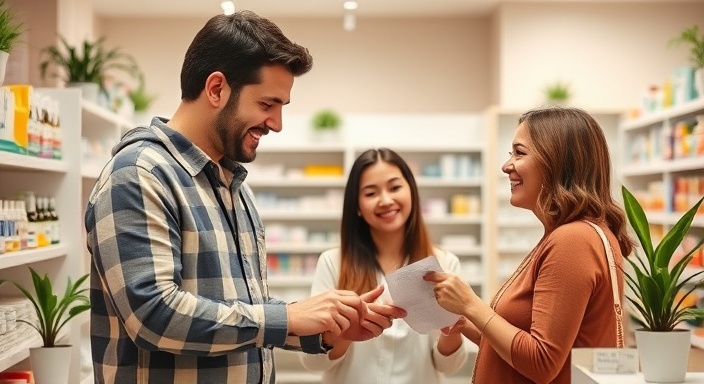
left=48, top=197, right=60, bottom=244
left=25, top=192, right=38, bottom=249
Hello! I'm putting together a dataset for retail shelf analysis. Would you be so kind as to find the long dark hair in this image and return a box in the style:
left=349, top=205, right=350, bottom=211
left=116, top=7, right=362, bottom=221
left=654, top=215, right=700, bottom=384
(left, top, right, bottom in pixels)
left=180, top=11, right=313, bottom=101
left=338, top=148, right=433, bottom=294
left=518, top=107, right=633, bottom=256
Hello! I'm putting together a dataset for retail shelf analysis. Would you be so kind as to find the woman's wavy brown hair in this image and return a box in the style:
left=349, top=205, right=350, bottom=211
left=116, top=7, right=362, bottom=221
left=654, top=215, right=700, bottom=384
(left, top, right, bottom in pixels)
left=337, top=148, right=433, bottom=294
left=518, top=107, right=633, bottom=256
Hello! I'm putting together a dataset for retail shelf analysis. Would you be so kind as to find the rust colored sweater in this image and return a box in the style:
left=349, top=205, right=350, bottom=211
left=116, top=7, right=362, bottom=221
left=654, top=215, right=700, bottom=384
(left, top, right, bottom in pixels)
left=474, top=221, right=624, bottom=384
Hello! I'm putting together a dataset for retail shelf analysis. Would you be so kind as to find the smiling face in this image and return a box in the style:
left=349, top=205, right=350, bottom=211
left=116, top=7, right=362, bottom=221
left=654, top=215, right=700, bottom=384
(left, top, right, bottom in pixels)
left=214, top=64, right=293, bottom=163
left=501, top=122, right=545, bottom=215
left=357, top=161, right=412, bottom=237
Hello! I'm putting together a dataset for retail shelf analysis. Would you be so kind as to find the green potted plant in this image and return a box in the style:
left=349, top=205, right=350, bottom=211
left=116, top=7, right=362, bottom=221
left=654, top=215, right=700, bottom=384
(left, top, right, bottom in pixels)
left=39, top=35, right=141, bottom=102
left=544, top=81, right=571, bottom=105
left=128, top=73, right=157, bottom=124
left=621, top=186, right=704, bottom=383
left=669, top=24, right=704, bottom=98
left=0, top=267, right=90, bottom=384
left=312, top=108, right=342, bottom=131
left=310, top=108, right=342, bottom=142
left=0, top=0, right=23, bottom=85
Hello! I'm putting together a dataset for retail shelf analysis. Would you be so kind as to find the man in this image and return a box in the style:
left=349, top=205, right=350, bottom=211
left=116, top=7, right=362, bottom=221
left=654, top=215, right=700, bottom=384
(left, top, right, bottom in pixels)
left=85, top=11, right=405, bottom=384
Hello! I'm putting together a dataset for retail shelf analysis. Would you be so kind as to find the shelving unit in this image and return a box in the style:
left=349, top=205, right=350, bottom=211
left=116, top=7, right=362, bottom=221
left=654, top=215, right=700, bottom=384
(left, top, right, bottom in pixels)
left=485, top=106, right=622, bottom=297
left=0, top=88, right=84, bottom=383
left=618, top=97, right=704, bottom=350
left=249, top=114, right=488, bottom=383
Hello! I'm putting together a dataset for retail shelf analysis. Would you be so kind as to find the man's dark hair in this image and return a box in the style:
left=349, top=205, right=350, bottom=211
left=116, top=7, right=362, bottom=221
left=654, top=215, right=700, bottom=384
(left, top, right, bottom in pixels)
left=180, top=11, right=313, bottom=100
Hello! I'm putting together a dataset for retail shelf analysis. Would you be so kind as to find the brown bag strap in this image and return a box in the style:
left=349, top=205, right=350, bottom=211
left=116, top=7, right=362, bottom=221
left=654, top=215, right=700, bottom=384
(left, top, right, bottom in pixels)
left=584, top=221, right=625, bottom=348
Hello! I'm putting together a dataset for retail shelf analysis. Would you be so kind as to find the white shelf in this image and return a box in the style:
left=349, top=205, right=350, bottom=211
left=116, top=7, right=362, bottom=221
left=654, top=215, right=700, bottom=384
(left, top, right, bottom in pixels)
left=81, top=163, right=104, bottom=179
left=246, top=178, right=346, bottom=188
left=257, top=144, right=345, bottom=153
left=679, top=266, right=704, bottom=285
left=266, top=243, right=336, bottom=253
left=497, top=245, right=534, bottom=254
left=642, top=212, right=704, bottom=228
left=497, top=217, right=541, bottom=227
left=267, top=276, right=314, bottom=288
left=81, top=100, right=133, bottom=133
left=275, top=371, right=322, bottom=384
left=415, top=177, right=483, bottom=187
left=0, top=244, right=68, bottom=269
left=425, top=215, right=483, bottom=225
left=0, top=323, right=70, bottom=372
left=442, top=245, right=483, bottom=256
left=622, top=157, right=704, bottom=176
left=620, top=97, right=704, bottom=131
left=360, top=144, right=484, bottom=153
left=0, top=152, right=67, bottom=173
left=259, top=211, right=340, bottom=221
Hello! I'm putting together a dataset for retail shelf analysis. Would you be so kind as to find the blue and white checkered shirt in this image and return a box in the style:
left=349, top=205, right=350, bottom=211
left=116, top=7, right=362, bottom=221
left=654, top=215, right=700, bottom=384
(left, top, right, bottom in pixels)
left=86, top=118, right=323, bottom=384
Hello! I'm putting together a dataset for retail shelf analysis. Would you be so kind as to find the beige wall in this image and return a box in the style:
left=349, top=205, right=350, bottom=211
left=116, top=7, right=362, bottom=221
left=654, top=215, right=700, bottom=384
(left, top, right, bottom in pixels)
left=497, top=2, right=704, bottom=110
left=98, top=16, right=492, bottom=117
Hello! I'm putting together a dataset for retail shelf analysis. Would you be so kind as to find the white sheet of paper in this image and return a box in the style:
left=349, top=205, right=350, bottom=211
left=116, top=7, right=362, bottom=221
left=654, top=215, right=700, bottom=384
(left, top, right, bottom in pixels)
left=384, top=256, right=461, bottom=334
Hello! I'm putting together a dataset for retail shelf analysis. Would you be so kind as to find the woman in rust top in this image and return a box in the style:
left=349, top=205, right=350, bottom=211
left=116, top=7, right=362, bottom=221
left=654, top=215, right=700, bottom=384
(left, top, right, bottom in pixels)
left=425, top=107, right=633, bottom=383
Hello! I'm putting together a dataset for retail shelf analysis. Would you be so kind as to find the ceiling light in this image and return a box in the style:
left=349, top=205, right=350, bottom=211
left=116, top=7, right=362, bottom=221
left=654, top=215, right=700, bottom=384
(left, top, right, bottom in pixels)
left=343, top=1, right=358, bottom=11
left=343, top=13, right=356, bottom=32
left=221, top=1, right=235, bottom=15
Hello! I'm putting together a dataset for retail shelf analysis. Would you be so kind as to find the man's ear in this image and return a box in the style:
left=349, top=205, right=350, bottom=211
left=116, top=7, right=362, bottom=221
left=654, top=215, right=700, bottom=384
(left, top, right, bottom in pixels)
left=204, top=71, right=230, bottom=108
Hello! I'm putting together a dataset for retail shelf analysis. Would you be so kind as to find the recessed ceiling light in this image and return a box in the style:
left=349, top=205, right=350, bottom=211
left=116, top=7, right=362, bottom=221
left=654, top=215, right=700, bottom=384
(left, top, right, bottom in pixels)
left=221, top=1, right=235, bottom=15
left=343, top=1, right=358, bottom=11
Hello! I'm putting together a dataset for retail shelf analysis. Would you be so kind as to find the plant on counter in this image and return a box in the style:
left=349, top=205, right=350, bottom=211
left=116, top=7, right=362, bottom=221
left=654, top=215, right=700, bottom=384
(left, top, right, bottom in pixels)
left=622, top=186, right=704, bottom=332
left=311, top=108, right=342, bottom=131
left=669, top=24, right=704, bottom=70
left=0, top=0, right=23, bottom=53
left=0, top=267, right=90, bottom=347
left=39, top=35, right=141, bottom=86
left=128, top=73, right=156, bottom=112
left=544, top=81, right=571, bottom=104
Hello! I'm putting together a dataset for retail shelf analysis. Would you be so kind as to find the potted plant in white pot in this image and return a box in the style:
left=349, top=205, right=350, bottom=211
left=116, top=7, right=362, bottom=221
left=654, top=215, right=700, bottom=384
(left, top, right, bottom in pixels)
left=544, top=80, right=571, bottom=106
left=0, top=0, right=23, bottom=86
left=128, top=73, right=156, bottom=125
left=310, top=108, right=342, bottom=142
left=622, top=186, right=704, bottom=383
left=0, top=267, right=90, bottom=384
left=39, top=35, right=141, bottom=103
left=669, top=24, right=704, bottom=98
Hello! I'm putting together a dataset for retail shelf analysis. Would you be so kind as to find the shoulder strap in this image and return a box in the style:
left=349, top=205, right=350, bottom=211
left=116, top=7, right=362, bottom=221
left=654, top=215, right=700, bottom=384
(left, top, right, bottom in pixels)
left=583, top=221, right=625, bottom=348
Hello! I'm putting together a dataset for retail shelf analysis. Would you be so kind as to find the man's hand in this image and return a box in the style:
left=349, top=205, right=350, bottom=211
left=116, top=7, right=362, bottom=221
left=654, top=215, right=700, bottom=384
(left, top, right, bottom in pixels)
left=340, top=285, right=406, bottom=342
left=287, top=290, right=363, bottom=337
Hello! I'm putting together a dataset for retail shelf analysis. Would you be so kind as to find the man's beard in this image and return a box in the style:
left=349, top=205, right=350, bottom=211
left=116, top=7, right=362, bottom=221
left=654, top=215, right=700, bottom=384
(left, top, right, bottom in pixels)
left=214, top=107, right=254, bottom=163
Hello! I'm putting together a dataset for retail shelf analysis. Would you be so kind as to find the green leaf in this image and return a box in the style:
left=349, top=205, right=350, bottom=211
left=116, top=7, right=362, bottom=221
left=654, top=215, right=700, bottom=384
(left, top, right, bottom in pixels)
left=0, top=268, right=90, bottom=347
left=622, top=186, right=654, bottom=261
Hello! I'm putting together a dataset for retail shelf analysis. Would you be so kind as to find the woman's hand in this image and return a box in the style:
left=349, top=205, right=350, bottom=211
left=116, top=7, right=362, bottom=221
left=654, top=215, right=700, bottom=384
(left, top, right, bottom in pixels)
left=423, top=271, right=479, bottom=317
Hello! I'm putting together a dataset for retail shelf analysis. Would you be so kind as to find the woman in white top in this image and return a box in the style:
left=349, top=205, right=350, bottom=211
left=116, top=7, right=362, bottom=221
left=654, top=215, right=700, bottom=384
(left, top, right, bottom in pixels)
left=299, top=148, right=471, bottom=384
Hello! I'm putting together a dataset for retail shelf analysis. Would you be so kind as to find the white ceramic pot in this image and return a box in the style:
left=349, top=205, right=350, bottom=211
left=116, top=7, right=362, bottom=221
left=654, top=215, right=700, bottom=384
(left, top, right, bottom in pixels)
left=635, top=329, right=691, bottom=383
left=695, top=68, right=704, bottom=99
left=0, top=50, right=9, bottom=87
left=29, top=345, right=72, bottom=384
left=67, top=82, right=100, bottom=103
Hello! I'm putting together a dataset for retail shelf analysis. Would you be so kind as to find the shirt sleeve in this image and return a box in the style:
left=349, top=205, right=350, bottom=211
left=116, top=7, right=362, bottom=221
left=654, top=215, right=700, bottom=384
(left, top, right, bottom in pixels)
left=298, top=250, right=346, bottom=371
left=430, top=251, right=471, bottom=373
left=510, top=225, right=602, bottom=382
left=88, top=165, right=287, bottom=356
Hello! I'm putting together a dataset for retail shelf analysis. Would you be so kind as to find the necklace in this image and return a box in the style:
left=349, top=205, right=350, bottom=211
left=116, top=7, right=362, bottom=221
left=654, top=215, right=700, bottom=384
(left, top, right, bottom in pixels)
left=470, top=241, right=544, bottom=383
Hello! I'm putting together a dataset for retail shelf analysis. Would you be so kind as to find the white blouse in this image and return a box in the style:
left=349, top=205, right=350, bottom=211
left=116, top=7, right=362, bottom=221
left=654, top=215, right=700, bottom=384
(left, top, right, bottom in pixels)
left=298, top=248, right=471, bottom=384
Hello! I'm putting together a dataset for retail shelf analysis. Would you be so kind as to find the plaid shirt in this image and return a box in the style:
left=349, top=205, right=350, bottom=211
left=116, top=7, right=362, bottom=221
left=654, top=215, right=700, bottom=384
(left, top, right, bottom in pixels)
left=86, top=118, right=323, bottom=384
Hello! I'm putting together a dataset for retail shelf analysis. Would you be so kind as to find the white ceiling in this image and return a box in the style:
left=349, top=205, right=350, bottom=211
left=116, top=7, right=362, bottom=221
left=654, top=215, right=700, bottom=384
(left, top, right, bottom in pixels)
left=92, top=0, right=501, bottom=18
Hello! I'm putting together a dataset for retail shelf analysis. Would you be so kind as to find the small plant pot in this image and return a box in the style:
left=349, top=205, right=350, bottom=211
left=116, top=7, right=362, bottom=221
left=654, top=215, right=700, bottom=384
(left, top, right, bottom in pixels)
left=67, top=82, right=99, bottom=103
left=30, top=345, right=72, bottom=384
left=635, top=329, right=691, bottom=383
left=695, top=68, right=704, bottom=99
left=0, top=50, right=9, bottom=86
